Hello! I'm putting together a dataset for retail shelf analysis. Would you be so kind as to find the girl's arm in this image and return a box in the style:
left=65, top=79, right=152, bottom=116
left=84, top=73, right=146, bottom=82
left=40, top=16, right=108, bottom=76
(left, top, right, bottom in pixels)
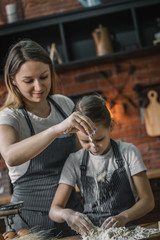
left=0, top=112, right=95, bottom=166
left=49, top=183, right=74, bottom=223
left=49, top=183, right=94, bottom=235
left=102, top=171, right=155, bottom=229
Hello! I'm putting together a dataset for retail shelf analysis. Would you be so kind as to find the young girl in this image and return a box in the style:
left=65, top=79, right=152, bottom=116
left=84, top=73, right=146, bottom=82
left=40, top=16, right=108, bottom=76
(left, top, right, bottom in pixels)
left=49, top=94, right=154, bottom=235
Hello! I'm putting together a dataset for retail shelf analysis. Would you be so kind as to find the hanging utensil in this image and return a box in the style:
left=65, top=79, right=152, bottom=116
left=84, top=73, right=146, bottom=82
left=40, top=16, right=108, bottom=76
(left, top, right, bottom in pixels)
left=144, top=90, right=160, bottom=136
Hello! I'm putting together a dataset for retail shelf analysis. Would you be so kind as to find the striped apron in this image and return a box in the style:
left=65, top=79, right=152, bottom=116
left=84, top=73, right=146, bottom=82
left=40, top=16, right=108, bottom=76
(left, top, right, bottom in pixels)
left=10, top=98, right=83, bottom=237
left=80, top=139, right=137, bottom=227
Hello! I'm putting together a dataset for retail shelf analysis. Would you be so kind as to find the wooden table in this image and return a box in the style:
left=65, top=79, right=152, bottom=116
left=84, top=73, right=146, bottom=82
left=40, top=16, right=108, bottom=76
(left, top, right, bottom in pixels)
left=147, top=168, right=160, bottom=179
left=0, top=195, right=11, bottom=205
left=59, top=222, right=160, bottom=240
left=59, top=236, right=80, bottom=240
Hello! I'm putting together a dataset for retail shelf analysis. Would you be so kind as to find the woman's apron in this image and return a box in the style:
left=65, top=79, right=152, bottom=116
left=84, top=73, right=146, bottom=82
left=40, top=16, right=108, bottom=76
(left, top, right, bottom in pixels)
left=80, top=139, right=137, bottom=227
left=11, top=97, right=83, bottom=237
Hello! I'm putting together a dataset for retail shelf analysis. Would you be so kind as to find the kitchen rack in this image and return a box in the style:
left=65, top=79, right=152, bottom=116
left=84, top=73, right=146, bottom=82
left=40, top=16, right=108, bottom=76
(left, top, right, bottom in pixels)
left=0, top=0, right=160, bottom=74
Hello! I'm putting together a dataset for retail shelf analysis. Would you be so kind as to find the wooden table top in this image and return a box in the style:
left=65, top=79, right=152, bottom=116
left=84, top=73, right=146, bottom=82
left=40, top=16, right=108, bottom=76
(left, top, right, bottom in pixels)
left=59, top=222, right=160, bottom=240
left=59, top=236, right=80, bottom=240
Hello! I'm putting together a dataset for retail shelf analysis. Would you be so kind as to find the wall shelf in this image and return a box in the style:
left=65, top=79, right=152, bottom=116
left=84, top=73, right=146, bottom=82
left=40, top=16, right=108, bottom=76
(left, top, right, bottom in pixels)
left=0, top=0, right=160, bottom=74
left=55, top=45, right=160, bottom=73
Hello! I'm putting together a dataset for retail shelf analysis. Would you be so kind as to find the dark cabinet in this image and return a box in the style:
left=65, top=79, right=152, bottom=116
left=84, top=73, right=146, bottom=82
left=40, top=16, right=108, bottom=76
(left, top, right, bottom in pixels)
left=0, top=0, right=160, bottom=74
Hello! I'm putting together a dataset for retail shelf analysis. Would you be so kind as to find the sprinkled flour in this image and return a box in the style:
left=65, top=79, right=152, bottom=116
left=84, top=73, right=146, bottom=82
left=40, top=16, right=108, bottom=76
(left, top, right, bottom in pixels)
left=82, top=226, right=160, bottom=240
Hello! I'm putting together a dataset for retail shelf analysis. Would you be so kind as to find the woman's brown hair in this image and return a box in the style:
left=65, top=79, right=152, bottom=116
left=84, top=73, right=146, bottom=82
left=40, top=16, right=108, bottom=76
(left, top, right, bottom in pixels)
left=1, top=39, right=56, bottom=109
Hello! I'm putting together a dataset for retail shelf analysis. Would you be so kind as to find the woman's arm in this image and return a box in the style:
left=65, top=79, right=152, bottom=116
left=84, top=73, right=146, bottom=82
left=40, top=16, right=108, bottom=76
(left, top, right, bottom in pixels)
left=102, top=171, right=155, bottom=229
left=0, top=112, right=95, bottom=166
left=49, top=183, right=94, bottom=234
left=0, top=124, right=61, bottom=166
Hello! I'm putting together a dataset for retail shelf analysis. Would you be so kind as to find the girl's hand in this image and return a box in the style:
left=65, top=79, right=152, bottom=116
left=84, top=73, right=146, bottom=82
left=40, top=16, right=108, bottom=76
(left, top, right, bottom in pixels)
left=64, top=210, right=95, bottom=235
left=58, top=112, right=96, bottom=136
left=101, top=215, right=127, bottom=229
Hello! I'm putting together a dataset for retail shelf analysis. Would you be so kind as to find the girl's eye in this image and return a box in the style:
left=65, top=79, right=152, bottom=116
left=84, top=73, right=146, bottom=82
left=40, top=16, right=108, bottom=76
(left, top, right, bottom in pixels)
left=82, top=140, right=89, bottom=144
left=96, top=138, right=103, bottom=142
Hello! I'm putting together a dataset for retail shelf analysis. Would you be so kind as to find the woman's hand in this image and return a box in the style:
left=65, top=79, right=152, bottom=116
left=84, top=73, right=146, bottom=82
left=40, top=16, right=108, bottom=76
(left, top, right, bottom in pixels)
left=101, top=215, right=127, bottom=229
left=58, top=112, right=96, bottom=136
left=63, top=210, right=95, bottom=235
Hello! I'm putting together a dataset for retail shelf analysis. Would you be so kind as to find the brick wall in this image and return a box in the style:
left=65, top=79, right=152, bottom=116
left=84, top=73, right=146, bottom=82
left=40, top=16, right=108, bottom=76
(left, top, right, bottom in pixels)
left=55, top=54, right=160, bottom=170
left=0, top=0, right=112, bottom=24
left=0, top=0, right=82, bottom=24
left=0, top=0, right=160, bottom=175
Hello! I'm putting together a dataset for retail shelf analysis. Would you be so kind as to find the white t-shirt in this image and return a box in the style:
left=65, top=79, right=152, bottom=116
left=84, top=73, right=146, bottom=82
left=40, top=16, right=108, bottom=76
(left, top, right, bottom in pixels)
left=0, top=94, right=74, bottom=183
left=59, top=140, right=147, bottom=201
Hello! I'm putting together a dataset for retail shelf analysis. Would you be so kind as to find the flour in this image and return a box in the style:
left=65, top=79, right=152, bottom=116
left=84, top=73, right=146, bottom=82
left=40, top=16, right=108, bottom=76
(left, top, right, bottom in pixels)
left=82, top=226, right=160, bottom=240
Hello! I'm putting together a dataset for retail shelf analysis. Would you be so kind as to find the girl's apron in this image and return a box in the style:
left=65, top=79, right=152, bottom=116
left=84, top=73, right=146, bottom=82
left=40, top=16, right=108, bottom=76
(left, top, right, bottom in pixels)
left=11, top=97, right=83, bottom=237
left=80, top=139, right=137, bottom=227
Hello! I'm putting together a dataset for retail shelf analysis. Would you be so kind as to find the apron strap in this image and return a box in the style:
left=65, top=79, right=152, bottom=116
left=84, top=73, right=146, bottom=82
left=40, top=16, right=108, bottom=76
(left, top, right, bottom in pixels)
left=20, top=106, right=35, bottom=136
left=80, top=140, right=124, bottom=181
left=110, top=139, right=124, bottom=168
left=48, top=96, right=68, bottom=119
left=20, top=96, right=69, bottom=136
left=80, top=150, right=89, bottom=184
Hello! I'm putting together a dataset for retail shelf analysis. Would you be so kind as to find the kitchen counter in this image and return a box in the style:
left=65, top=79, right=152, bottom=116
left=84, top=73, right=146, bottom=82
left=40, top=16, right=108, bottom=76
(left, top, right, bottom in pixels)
left=0, top=195, right=11, bottom=205
left=59, top=236, right=80, bottom=240
left=59, top=222, right=160, bottom=240
left=147, top=168, right=160, bottom=179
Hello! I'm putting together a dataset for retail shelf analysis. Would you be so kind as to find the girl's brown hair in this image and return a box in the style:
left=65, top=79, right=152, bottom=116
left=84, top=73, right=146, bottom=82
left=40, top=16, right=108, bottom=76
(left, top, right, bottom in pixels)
left=1, top=39, right=56, bottom=109
left=75, top=94, right=112, bottom=128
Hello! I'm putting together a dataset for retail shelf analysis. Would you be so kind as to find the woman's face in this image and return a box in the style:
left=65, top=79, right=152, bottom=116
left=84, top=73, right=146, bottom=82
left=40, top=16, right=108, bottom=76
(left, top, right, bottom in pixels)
left=13, top=61, right=51, bottom=104
left=77, top=123, right=112, bottom=156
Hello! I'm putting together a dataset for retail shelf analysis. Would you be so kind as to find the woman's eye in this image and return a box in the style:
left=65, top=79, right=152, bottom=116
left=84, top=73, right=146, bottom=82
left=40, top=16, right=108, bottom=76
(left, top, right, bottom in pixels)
left=40, top=75, right=48, bottom=80
left=24, top=80, right=33, bottom=84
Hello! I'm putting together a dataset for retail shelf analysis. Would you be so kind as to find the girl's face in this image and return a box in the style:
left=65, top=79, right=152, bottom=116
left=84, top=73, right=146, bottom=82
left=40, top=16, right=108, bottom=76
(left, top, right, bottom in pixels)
left=13, top=61, right=51, bottom=104
left=77, top=123, right=112, bottom=156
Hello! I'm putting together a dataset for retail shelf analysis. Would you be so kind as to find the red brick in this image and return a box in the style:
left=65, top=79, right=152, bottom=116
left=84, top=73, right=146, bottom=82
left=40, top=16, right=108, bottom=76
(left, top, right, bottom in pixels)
left=136, top=143, right=150, bottom=153
left=142, top=151, right=160, bottom=167
left=143, top=159, right=151, bottom=169
left=111, top=125, right=142, bottom=138
left=61, top=81, right=99, bottom=96
left=149, top=141, right=160, bottom=150
left=148, top=62, right=160, bottom=71
left=56, top=74, right=75, bottom=87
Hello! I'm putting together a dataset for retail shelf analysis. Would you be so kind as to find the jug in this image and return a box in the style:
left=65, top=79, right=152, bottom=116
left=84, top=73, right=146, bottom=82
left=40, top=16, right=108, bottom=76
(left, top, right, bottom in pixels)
left=92, top=24, right=114, bottom=56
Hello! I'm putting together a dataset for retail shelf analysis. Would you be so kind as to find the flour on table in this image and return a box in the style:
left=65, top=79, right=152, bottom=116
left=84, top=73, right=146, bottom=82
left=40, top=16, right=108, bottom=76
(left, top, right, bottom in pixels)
left=82, top=226, right=160, bottom=240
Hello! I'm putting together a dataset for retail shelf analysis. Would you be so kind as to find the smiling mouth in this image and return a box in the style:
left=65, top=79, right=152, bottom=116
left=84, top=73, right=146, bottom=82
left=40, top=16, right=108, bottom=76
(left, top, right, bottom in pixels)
left=33, top=92, right=44, bottom=96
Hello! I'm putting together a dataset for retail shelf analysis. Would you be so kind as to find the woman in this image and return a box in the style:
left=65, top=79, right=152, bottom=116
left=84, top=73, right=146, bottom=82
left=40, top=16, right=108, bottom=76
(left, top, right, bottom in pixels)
left=0, top=39, right=95, bottom=237
left=49, top=94, right=154, bottom=235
